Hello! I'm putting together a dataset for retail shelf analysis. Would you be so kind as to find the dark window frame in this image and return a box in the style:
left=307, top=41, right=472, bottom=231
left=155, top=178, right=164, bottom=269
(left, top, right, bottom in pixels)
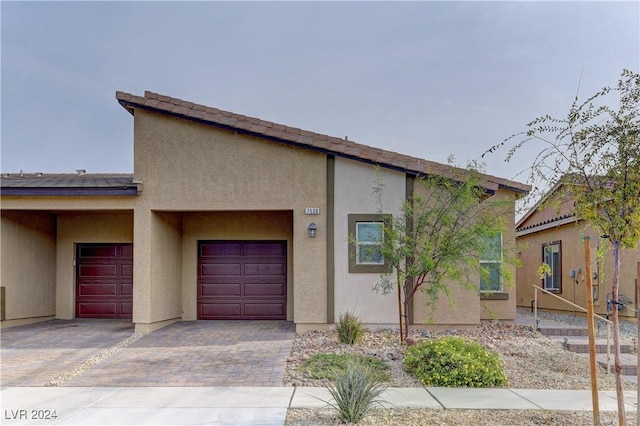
left=480, top=233, right=503, bottom=293
left=541, top=240, right=562, bottom=293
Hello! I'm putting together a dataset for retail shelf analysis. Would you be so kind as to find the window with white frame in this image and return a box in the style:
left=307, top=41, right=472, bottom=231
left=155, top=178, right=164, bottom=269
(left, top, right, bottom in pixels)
left=542, top=241, right=562, bottom=292
left=348, top=214, right=389, bottom=273
left=355, top=222, right=384, bottom=265
left=480, top=233, right=503, bottom=292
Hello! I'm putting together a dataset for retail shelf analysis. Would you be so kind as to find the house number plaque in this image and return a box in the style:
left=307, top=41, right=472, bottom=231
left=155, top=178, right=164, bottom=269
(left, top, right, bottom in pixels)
left=305, top=208, right=320, bottom=215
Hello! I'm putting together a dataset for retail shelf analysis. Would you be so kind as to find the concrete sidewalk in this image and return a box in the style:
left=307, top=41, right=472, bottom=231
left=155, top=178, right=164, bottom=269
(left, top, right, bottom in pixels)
left=1, top=386, right=637, bottom=425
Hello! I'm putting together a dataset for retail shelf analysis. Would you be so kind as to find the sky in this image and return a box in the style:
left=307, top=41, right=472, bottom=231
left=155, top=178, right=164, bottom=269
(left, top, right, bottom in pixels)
left=2, top=1, right=639, bottom=187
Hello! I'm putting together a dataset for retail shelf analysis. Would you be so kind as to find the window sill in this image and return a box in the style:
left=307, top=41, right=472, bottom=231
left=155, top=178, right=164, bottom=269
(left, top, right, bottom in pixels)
left=480, top=292, right=509, bottom=301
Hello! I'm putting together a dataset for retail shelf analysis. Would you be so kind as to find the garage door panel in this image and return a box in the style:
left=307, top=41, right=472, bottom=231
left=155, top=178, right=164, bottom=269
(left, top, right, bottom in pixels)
left=76, top=243, right=133, bottom=319
left=200, top=303, right=242, bottom=318
left=78, top=283, right=117, bottom=297
left=200, top=263, right=242, bottom=277
left=78, top=245, right=118, bottom=258
left=121, top=283, right=133, bottom=296
left=245, top=303, right=285, bottom=317
left=200, top=243, right=242, bottom=257
left=244, top=263, right=285, bottom=276
left=121, top=264, right=133, bottom=276
left=121, top=302, right=132, bottom=316
left=200, top=283, right=242, bottom=297
left=198, top=241, right=286, bottom=320
left=78, top=264, right=118, bottom=278
left=245, top=243, right=285, bottom=256
left=120, top=245, right=133, bottom=258
left=245, top=283, right=285, bottom=297
left=77, top=302, right=117, bottom=317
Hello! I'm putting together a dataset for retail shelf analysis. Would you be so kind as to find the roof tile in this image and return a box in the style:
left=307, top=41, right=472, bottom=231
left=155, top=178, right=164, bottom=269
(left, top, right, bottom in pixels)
left=173, top=105, right=189, bottom=115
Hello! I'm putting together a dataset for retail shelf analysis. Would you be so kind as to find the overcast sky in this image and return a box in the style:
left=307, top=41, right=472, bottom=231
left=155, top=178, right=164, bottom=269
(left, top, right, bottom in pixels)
left=2, top=1, right=638, bottom=184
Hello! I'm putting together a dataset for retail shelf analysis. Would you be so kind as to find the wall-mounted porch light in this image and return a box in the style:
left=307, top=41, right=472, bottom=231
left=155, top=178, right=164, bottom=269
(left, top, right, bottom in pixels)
left=308, top=223, right=317, bottom=238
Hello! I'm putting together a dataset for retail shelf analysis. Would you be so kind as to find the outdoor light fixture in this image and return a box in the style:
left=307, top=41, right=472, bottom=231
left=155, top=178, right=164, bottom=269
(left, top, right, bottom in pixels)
left=308, top=223, right=317, bottom=238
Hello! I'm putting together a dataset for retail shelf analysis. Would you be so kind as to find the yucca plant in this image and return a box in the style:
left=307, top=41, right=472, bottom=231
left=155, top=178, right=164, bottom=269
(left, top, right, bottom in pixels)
left=324, top=359, right=387, bottom=423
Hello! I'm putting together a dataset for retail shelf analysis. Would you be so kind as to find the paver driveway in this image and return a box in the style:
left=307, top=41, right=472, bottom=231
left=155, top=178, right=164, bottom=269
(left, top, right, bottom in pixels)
left=1, top=320, right=295, bottom=387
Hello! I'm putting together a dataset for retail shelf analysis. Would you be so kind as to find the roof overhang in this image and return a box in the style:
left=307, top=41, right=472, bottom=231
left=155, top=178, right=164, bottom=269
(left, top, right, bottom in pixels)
left=1, top=187, right=140, bottom=196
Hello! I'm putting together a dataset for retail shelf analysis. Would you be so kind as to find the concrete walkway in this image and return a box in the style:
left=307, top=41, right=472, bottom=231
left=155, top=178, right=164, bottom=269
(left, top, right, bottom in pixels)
left=1, top=386, right=637, bottom=425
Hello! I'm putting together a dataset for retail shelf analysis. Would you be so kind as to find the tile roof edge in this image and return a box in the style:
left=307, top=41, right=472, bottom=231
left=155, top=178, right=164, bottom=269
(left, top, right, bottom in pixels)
left=116, top=90, right=530, bottom=194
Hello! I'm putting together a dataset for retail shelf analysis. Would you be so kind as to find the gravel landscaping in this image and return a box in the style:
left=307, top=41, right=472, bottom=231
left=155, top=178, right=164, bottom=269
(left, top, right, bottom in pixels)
left=284, top=309, right=639, bottom=425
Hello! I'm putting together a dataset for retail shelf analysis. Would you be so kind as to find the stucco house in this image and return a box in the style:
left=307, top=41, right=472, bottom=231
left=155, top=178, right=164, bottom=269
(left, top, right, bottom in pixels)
left=515, top=182, right=640, bottom=318
left=1, top=91, right=529, bottom=334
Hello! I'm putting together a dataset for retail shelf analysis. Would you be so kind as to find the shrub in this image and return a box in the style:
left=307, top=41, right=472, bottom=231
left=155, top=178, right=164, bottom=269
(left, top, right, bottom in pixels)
left=336, top=311, right=364, bottom=344
left=324, top=359, right=387, bottom=423
left=403, top=336, right=508, bottom=387
left=301, top=353, right=390, bottom=382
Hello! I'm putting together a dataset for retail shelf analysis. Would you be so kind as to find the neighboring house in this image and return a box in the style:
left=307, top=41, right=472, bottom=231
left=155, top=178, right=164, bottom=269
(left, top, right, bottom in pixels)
left=1, top=91, right=529, bottom=333
left=516, top=182, right=640, bottom=318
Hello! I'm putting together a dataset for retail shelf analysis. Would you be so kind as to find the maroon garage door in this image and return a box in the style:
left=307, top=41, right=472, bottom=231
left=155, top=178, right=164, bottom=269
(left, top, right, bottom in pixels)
left=198, top=241, right=287, bottom=320
left=76, top=243, right=133, bottom=319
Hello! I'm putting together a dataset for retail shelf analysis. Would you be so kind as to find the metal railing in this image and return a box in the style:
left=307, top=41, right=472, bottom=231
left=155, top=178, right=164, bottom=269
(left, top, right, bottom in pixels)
left=533, top=285, right=612, bottom=374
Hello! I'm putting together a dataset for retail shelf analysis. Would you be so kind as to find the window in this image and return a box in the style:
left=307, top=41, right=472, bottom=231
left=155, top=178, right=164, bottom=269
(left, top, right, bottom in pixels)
left=348, top=214, right=389, bottom=273
left=542, top=241, right=562, bottom=292
left=356, top=222, right=384, bottom=265
left=480, top=233, right=503, bottom=292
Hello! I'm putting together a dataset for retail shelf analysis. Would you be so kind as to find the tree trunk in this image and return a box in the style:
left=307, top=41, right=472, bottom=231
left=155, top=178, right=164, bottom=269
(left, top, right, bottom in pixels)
left=397, top=272, right=404, bottom=343
left=404, top=298, right=410, bottom=343
left=612, top=240, right=627, bottom=425
left=583, top=238, right=600, bottom=425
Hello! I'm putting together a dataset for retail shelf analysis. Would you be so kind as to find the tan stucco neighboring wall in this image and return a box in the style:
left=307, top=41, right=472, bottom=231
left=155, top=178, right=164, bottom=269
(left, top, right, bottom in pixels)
left=56, top=211, right=134, bottom=319
left=412, top=188, right=518, bottom=325
left=516, top=221, right=640, bottom=318
left=518, top=191, right=575, bottom=229
left=181, top=211, right=294, bottom=321
left=149, top=211, right=183, bottom=324
left=333, top=158, right=404, bottom=325
left=481, top=189, right=517, bottom=321
left=1, top=211, right=57, bottom=324
left=410, top=177, right=478, bottom=326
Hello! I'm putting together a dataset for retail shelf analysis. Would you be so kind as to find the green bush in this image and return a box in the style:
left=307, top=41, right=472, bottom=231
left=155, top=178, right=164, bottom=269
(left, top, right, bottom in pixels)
left=325, top=359, right=387, bottom=423
left=301, top=353, right=390, bottom=382
left=336, top=311, right=364, bottom=344
left=403, top=336, right=508, bottom=387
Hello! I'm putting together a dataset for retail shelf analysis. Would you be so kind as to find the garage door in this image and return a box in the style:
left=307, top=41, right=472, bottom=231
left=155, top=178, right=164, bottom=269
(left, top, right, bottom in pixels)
left=198, top=241, right=287, bottom=320
left=76, top=243, right=133, bottom=319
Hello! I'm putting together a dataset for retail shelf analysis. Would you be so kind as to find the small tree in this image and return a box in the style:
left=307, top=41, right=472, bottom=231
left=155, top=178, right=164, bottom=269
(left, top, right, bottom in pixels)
left=484, top=69, right=640, bottom=426
left=371, top=161, right=516, bottom=343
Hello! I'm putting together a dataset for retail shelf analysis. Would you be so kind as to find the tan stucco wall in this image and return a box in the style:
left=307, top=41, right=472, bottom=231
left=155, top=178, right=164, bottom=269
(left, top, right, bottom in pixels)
left=518, top=192, right=575, bottom=229
left=516, top=222, right=640, bottom=318
left=333, top=158, right=405, bottom=325
left=1, top=211, right=57, bottom=324
left=149, top=212, right=183, bottom=323
left=481, top=189, right=518, bottom=321
left=56, top=211, right=134, bottom=319
left=181, top=211, right=293, bottom=321
left=411, top=185, right=519, bottom=325
left=133, top=110, right=327, bottom=327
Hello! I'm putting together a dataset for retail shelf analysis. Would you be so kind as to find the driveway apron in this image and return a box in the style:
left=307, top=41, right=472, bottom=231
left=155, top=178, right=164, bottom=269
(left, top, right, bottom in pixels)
left=1, top=320, right=295, bottom=388
left=1, top=319, right=134, bottom=387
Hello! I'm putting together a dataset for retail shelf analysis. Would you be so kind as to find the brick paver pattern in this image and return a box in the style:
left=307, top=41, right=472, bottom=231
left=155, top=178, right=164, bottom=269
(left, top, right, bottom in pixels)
left=1, top=320, right=295, bottom=387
